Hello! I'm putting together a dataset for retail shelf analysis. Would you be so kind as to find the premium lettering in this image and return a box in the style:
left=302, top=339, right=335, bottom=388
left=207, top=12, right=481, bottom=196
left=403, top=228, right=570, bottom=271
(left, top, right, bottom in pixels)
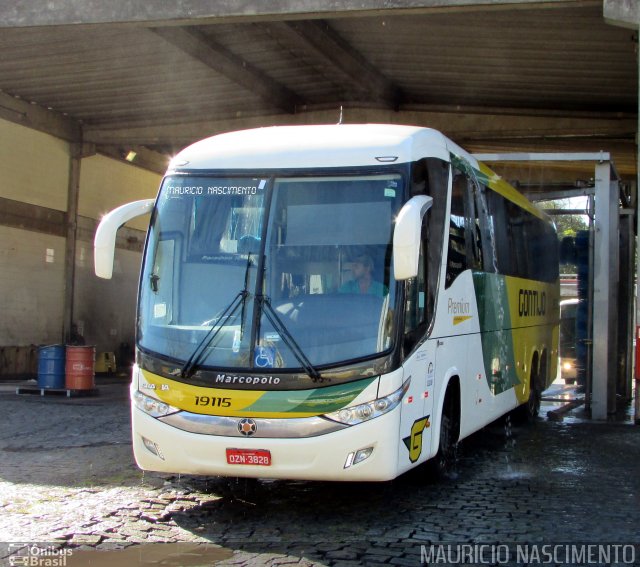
left=448, top=298, right=470, bottom=315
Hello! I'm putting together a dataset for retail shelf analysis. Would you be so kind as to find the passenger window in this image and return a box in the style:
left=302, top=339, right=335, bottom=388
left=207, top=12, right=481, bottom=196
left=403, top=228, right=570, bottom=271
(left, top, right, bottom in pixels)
left=445, top=171, right=483, bottom=288
left=446, top=175, right=468, bottom=287
left=478, top=185, right=558, bottom=282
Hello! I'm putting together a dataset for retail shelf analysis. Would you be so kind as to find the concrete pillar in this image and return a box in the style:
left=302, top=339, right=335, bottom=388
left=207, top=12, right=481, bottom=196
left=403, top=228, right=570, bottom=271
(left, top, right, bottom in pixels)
left=591, top=162, right=619, bottom=419
left=62, top=143, right=95, bottom=343
left=604, top=0, right=640, bottom=423
left=62, top=144, right=82, bottom=343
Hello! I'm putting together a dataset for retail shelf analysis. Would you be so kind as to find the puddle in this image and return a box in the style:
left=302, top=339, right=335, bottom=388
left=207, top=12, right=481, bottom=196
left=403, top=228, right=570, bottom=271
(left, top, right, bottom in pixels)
left=552, top=465, right=585, bottom=476
left=499, top=414, right=523, bottom=479
left=65, top=543, right=234, bottom=566
left=497, top=469, right=532, bottom=481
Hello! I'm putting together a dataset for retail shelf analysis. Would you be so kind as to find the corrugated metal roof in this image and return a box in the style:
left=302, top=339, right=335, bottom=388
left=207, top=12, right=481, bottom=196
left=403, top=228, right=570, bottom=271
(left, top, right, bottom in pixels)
left=0, top=2, right=636, bottom=181
left=329, top=5, right=636, bottom=110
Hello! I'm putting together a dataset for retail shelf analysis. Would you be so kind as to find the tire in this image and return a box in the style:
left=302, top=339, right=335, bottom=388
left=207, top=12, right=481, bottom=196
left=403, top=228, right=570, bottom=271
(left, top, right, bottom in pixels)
left=514, top=359, right=542, bottom=423
left=428, top=387, right=459, bottom=481
left=524, top=375, right=542, bottom=421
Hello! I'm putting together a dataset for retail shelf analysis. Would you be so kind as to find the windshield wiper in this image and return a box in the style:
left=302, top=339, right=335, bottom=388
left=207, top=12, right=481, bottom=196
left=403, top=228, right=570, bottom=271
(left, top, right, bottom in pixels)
left=180, top=290, right=247, bottom=379
left=257, top=295, right=322, bottom=382
left=180, top=254, right=253, bottom=379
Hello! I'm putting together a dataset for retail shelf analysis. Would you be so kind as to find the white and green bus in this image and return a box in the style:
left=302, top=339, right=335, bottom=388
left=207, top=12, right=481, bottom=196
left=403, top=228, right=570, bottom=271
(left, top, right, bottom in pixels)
left=95, top=124, right=559, bottom=481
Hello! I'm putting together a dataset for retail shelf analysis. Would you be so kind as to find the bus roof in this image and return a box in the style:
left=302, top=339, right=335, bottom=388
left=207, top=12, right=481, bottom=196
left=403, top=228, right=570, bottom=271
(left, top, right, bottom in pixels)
left=166, top=124, right=549, bottom=222
left=168, top=124, right=457, bottom=171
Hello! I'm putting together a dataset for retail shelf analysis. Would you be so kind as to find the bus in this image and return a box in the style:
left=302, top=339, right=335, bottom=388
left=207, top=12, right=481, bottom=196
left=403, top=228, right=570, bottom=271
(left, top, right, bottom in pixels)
left=94, top=124, right=559, bottom=481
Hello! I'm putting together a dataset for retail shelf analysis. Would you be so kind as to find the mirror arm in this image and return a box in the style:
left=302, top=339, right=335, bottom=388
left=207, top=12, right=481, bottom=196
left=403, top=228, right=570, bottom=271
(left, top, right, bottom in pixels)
left=94, top=199, right=155, bottom=279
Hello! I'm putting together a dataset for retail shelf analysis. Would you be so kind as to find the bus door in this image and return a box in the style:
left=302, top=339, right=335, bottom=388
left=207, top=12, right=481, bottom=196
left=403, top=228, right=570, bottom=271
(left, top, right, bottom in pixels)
left=399, top=343, right=436, bottom=469
left=398, top=242, right=436, bottom=469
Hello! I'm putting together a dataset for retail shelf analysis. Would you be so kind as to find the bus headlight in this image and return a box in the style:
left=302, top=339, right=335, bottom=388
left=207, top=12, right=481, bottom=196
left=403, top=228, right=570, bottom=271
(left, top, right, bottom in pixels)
left=325, top=379, right=410, bottom=426
left=133, top=390, right=179, bottom=418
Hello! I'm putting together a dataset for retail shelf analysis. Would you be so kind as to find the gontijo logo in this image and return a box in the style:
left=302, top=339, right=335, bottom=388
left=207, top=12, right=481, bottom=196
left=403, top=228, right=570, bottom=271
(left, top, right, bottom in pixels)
left=518, top=289, right=546, bottom=317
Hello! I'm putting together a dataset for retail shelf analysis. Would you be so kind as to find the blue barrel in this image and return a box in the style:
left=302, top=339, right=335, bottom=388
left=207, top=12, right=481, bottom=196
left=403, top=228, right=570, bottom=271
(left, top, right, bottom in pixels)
left=38, top=345, right=66, bottom=389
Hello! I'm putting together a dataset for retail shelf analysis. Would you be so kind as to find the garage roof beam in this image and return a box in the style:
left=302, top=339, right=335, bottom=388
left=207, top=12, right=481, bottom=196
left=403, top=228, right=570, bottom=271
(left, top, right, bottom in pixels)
left=265, top=20, right=402, bottom=109
left=152, top=26, right=301, bottom=114
left=0, top=1, right=600, bottom=28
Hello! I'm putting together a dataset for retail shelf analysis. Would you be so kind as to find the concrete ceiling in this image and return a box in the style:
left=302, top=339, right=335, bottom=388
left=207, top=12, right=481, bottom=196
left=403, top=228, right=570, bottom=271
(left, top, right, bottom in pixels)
left=0, top=0, right=637, bottom=187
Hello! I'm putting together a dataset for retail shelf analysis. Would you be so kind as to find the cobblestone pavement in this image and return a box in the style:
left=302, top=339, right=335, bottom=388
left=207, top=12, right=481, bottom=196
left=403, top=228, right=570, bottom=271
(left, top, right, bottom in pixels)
left=0, top=378, right=639, bottom=566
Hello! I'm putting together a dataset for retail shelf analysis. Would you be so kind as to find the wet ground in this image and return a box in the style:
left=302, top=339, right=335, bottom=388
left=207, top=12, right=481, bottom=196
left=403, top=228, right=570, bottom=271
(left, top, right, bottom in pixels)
left=0, top=377, right=639, bottom=566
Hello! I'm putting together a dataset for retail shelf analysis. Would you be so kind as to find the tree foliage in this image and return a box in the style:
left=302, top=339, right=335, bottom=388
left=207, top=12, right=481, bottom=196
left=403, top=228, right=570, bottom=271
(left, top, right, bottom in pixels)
left=544, top=199, right=589, bottom=275
left=545, top=199, right=589, bottom=238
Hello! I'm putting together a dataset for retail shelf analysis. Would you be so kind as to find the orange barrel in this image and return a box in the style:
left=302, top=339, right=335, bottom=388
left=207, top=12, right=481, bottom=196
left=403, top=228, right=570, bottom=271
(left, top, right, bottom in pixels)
left=65, top=345, right=96, bottom=390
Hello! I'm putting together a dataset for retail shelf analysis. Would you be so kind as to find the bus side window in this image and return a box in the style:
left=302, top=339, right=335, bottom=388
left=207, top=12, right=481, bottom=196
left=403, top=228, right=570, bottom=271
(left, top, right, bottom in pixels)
left=445, top=174, right=467, bottom=287
left=473, top=183, right=496, bottom=273
left=405, top=156, right=447, bottom=353
left=445, top=171, right=483, bottom=288
left=467, top=179, right=483, bottom=270
left=476, top=185, right=558, bottom=283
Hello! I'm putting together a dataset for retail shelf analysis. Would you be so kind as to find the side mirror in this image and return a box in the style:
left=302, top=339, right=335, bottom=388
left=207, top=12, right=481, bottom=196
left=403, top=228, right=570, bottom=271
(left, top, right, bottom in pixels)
left=393, top=195, right=433, bottom=280
left=94, top=199, right=155, bottom=279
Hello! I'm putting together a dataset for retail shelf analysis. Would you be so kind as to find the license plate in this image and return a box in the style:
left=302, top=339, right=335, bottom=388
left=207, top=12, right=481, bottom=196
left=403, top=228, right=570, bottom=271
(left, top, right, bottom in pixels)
left=226, top=448, right=271, bottom=466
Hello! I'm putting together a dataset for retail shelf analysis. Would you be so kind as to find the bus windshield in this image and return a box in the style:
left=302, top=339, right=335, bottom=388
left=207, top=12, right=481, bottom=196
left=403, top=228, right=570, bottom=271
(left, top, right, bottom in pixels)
left=138, top=172, right=404, bottom=373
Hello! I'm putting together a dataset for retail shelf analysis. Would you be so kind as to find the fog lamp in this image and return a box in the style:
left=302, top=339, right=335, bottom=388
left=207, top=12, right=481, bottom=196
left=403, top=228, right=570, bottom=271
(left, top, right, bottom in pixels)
left=344, top=446, right=374, bottom=468
left=353, top=447, right=374, bottom=465
left=141, top=436, right=165, bottom=460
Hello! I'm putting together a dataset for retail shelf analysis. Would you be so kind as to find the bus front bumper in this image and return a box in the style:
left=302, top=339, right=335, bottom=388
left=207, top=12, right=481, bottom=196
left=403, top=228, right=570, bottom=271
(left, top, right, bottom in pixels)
left=131, top=401, right=402, bottom=482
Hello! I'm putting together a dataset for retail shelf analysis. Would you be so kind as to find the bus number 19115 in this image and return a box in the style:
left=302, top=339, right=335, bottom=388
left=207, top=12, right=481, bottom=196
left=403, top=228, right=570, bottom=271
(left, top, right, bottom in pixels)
left=194, top=396, right=231, bottom=407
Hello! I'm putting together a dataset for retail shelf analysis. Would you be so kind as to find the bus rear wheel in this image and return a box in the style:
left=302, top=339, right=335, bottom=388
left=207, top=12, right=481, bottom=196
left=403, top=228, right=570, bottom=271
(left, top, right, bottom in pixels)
left=515, top=360, right=542, bottom=423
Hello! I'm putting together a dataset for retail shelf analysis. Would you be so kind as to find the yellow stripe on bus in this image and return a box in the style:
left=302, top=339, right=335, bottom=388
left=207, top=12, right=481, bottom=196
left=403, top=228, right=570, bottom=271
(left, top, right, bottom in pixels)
left=140, top=369, right=324, bottom=418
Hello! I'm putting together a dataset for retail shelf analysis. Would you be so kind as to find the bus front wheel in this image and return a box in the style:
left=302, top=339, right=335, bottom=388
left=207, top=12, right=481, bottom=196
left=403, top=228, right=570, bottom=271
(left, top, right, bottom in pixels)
left=428, top=380, right=460, bottom=481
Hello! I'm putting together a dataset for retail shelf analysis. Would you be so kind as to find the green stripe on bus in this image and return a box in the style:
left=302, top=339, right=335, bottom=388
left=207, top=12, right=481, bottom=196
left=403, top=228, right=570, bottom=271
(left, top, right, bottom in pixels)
left=473, top=272, right=520, bottom=394
left=244, top=377, right=377, bottom=414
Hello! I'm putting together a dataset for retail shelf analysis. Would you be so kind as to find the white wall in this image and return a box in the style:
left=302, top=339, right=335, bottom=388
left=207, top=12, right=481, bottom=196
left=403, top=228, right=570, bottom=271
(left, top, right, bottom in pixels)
left=0, top=119, right=69, bottom=210
left=73, top=241, right=143, bottom=361
left=0, top=120, right=69, bottom=346
left=0, top=117, right=161, bottom=361
left=75, top=154, right=160, bottom=355
left=79, top=154, right=160, bottom=231
left=0, top=226, right=65, bottom=345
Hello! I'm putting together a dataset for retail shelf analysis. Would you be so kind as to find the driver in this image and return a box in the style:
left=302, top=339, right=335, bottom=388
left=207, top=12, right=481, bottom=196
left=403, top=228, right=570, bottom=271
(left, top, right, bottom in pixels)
left=340, top=254, right=388, bottom=297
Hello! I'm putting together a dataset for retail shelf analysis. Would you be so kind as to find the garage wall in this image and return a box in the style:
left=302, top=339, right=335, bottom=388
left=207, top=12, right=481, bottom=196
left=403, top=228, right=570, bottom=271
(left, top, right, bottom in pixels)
left=0, top=226, right=66, bottom=345
left=0, top=119, right=69, bottom=210
left=0, top=120, right=69, bottom=354
left=73, top=242, right=145, bottom=367
left=79, top=154, right=160, bottom=231
left=75, top=155, right=160, bottom=357
left=0, top=117, right=161, bottom=376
